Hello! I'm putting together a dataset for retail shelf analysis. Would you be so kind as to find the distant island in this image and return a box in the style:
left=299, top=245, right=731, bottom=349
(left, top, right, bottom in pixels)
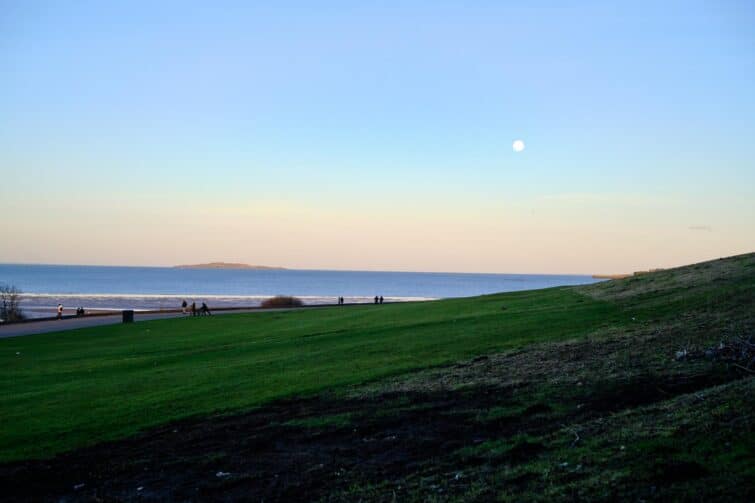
left=174, top=262, right=286, bottom=270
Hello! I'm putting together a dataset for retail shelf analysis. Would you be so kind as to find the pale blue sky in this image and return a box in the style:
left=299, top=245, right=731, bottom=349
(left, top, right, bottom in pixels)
left=1, top=1, right=754, bottom=272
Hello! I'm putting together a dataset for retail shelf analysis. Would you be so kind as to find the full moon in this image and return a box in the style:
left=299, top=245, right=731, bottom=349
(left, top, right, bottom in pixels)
left=512, top=139, right=525, bottom=153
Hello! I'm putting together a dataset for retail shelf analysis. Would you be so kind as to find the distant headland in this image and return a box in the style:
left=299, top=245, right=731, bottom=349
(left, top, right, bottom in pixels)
left=593, top=268, right=664, bottom=280
left=174, top=262, right=286, bottom=270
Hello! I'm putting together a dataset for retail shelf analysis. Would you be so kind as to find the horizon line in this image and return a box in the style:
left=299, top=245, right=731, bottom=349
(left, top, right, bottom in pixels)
left=0, top=260, right=605, bottom=278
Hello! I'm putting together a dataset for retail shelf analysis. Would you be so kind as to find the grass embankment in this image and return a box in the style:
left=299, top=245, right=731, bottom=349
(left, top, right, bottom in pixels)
left=0, top=252, right=753, bottom=501
left=1, top=285, right=619, bottom=461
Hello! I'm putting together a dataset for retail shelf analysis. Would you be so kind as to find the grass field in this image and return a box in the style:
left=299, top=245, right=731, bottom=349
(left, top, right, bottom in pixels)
left=1, top=287, right=620, bottom=461
left=1, top=253, right=753, bottom=501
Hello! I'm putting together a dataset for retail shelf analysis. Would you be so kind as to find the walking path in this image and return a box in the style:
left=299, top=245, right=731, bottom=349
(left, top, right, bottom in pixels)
left=0, top=308, right=278, bottom=339
left=0, top=302, right=377, bottom=339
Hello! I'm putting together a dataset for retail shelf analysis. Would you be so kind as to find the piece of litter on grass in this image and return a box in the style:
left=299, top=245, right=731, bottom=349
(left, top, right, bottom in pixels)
left=137, top=486, right=143, bottom=491
left=216, top=471, right=231, bottom=478
left=73, top=483, right=85, bottom=490
left=16, top=352, right=20, bottom=355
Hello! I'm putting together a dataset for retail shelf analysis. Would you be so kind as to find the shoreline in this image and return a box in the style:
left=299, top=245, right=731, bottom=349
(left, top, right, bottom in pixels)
left=13, top=294, right=437, bottom=320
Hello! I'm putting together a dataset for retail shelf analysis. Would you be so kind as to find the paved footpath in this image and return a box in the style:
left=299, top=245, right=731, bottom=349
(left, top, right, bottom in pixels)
left=0, top=309, right=265, bottom=339
left=0, top=303, right=361, bottom=339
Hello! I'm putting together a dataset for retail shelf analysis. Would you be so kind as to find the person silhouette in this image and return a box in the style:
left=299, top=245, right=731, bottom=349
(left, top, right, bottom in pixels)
left=374, top=296, right=379, bottom=304
left=56, top=304, right=63, bottom=320
left=191, top=302, right=197, bottom=317
left=201, top=302, right=211, bottom=315
left=379, top=296, right=384, bottom=304
left=181, top=300, right=188, bottom=314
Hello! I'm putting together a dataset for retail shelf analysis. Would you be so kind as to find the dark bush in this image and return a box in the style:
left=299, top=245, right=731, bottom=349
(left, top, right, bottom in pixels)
left=261, top=296, right=304, bottom=309
left=0, top=284, right=24, bottom=323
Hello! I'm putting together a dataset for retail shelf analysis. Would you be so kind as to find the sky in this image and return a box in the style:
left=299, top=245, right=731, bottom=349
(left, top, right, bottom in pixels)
left=1, top=0, right=754, bottom=274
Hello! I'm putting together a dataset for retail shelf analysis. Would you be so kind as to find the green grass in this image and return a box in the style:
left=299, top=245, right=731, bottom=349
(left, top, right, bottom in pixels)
left=0, top=287, right=620, bottom=461
left=2, top=252, right=753, bottom=464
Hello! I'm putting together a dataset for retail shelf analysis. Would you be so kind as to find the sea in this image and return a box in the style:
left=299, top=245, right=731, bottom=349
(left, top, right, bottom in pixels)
left=0, top=264, right=601, bottom=318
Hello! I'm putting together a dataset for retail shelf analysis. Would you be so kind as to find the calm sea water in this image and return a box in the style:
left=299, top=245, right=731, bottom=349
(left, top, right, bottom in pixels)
left=0, top=264, right=600, bottom=318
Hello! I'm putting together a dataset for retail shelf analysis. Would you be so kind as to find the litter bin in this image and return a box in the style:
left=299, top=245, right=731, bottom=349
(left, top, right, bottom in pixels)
left=122, top=310, right=134, bottom=323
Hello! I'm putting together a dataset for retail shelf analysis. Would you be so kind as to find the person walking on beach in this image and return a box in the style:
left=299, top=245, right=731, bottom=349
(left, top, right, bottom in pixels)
left=56, top=304, right=63, bottom=319
left=374, top=296, right=379, bottom=304
left=191, top=302, right=196, bottom=317
left=200, top=302, right=211, bottom=316
left=379, top=296, right=384, bottom=304
left=181, top=300, right=187, bottom=314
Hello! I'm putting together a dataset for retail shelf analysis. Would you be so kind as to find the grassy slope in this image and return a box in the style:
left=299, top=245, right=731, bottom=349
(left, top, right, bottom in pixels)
left=1, top=286, right=620, bottom=461
left=0, top=252, right=752, bottom=472
left=0, top=253, right=753, bottom=501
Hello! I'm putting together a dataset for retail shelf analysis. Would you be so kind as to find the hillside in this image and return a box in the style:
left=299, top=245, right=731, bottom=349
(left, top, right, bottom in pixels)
left=1, top=253, right=753, bottom=501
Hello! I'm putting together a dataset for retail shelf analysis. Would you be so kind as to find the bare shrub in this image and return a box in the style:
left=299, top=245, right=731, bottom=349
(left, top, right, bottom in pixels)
left=0, top=284, right=24, bottom=323
left=260, top=296, right=304, bottom=309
